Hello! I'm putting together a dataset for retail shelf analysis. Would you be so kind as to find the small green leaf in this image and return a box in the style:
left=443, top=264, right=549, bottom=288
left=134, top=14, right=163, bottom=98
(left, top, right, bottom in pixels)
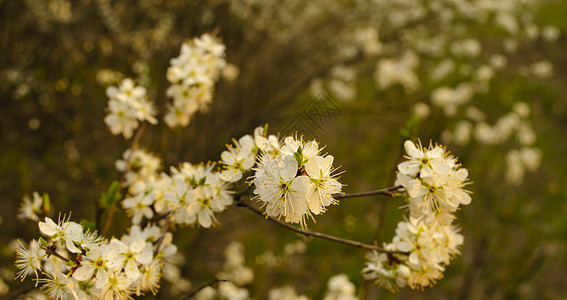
left=198, top=176, right=207, bottom=186
left=39, top=237, right=48, bottom=246
left=263, top=124, right=269, bottom=136
left=98, top=193, right=108, bottom=207
left=107, top=181, right=122, bottom=205
left=293, top=152, right=303, bottom=167
left=99, top=181, right=122, bottom=207
left=42, top=193, right=51, bottom=215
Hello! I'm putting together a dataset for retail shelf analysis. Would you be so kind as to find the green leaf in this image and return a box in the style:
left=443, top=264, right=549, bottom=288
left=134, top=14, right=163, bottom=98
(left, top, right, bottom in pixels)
left=98, top=193, right=108, bottom=208
left=263, top=124, right=269, bottom=136
left=293, top=152, right=303, bottom=167
left=39, top=237, right=48, bottom=246
left=293, top=145, right=304, bottom=166
left=42, top=192, right=51, bottom=215
left=198, top=176, right=207, bottom=186
left=98, top=181, right=122, bottom=207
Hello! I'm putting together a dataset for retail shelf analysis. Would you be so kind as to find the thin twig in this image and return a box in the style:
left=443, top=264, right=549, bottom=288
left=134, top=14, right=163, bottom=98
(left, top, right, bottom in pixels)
left=333, top=186, right=402, bottom=199
left=237, top=201, right=407, bottom=255
left=235, top=185, right=402, bottom=201
left=181, top=278, right=232, bottom=300
left=40, top=245, right=71, bottom=263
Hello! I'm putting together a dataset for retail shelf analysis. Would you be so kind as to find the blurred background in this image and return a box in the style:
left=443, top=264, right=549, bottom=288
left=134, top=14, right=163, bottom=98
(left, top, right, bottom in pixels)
left=1, top=0, right=567, bottom=298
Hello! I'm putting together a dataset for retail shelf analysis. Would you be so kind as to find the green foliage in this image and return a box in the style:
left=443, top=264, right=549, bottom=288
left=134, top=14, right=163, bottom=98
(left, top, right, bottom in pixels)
left=98, top=181, right=122, bottom=208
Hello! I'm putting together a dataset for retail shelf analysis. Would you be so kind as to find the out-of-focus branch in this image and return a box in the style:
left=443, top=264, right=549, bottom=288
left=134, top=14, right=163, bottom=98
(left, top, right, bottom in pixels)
left=153, top=217, right=171, bottom=256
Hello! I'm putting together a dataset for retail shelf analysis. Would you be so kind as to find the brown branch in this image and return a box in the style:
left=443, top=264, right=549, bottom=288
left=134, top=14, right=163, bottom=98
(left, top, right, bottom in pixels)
left=333, top=186, right=402, bottom=199
left=40, top=245, right=71, bottom=263
left=237, top=201, right=406, bottom=255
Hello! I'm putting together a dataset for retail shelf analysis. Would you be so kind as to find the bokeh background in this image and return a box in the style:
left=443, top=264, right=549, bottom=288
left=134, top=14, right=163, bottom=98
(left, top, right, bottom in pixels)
left=1, top=0, right=567, bottom=299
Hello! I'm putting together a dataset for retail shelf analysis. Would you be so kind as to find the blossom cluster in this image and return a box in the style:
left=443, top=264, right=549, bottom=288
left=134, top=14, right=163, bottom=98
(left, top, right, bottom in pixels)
left=15, top=216, right=175, bottom=299
left=112, top=142, right=237, bottom=228
left=155, top=163, right=233, bottom=228
left=115, top=148, right=161, bottom=190
left=119, top=159, right=234, bottom=228
left=363, top=219, right=463, bottom=292
left=104, top=78, right=157, bottom=139
left=363, top=140, right=470, bottom=291
left=252, top=131, right=343, bottom=228
left=395, top=141, right=471, bottom=225
left=219, top=130, right=258, bottom=182
left=165, top=34, right=227, bottom=128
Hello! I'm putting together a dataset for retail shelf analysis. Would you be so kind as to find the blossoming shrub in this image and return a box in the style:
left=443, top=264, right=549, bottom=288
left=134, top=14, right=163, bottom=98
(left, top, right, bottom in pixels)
left=14, top=29, right=472, bottom=299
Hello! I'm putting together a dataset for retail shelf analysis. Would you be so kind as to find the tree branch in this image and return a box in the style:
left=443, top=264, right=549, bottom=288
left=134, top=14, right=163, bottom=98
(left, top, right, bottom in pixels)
left=40, top=245, right=71, bottom=263
left=333, top=185, right=402, bottom=199
left=236, top=201, right=407, bottom=255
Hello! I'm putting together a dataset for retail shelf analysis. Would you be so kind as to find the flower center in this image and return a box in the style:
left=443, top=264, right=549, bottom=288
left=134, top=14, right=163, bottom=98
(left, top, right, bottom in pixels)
left=94, top=258, right=105, bottom=268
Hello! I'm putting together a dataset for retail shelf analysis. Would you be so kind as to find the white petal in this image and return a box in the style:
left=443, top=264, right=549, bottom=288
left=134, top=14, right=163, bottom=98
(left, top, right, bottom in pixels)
left=39, top=217, right=58, bottom=236
left=66, top=240, right=82, bottom=254
left=290, top=176, right=311, bottom=193
left=304, top=157, right=320, bottom=179
left=72, top=265, right=94, bottom=281
left=198, top=210, right=212, bottom=228
left=280, top=156, right=298, bottom=182
left=124, top=260, right=140, bottom=281
left=404, top=140, right=422, bottom=158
